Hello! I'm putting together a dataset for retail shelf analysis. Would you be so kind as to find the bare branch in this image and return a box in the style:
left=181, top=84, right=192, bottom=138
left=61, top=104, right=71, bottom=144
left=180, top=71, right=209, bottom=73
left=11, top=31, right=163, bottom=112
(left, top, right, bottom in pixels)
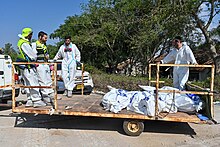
left=192, top=11, right=210, bottom=42
left=204, top=0, right=215, bottom=30
left=213, top=9, right=220, bottom=18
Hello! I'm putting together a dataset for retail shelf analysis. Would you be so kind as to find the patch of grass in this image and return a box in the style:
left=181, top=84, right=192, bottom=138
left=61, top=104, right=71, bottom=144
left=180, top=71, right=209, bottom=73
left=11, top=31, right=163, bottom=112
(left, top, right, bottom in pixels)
left=88, top=65, right=220, bottom=101
left=92, top=73, right=149, bottom=92
left=190, top=76, right=220, bottom=101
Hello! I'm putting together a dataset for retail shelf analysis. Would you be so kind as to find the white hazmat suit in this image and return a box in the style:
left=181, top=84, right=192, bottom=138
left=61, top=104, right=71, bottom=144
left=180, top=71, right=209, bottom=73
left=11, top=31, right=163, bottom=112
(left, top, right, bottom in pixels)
left=161, top=42, right=197, bottom=90
left=31, top=42, right=54, bottom=100
left=17, top=35, right=43, bottom=103
left=54, top=43, right=81, bottom=91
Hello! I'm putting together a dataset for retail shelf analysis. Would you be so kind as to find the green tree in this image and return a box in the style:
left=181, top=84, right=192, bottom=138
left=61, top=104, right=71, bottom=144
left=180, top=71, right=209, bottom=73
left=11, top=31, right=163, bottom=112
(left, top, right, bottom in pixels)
left=2, top=43, right=18, bottom=61
left=172, top=0, right=220, bottom=74
left=50, top=0, right=220, bottom=75
left=50, top=0, right=130, bottom=71
left=47, top=44, right=59, bottom=59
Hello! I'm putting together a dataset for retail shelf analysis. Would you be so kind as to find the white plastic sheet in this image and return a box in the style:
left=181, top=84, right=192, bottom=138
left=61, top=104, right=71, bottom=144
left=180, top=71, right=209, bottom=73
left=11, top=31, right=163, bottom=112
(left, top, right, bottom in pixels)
left=101, top=86, right=203, bottom=116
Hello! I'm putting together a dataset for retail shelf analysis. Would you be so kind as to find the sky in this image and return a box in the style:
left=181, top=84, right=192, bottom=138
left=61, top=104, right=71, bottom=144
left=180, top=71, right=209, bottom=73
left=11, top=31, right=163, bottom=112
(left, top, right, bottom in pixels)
left=0, top=1, right=219, bottom=51
left=0, top=0, right=89, bottom=50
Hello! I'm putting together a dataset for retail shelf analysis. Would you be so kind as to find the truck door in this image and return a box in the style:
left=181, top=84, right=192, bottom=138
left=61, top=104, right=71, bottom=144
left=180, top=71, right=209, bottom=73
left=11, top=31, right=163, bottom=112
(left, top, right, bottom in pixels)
left=0, top=57, right=5, bottom=86
left=4, top=55, right=12, bottom=86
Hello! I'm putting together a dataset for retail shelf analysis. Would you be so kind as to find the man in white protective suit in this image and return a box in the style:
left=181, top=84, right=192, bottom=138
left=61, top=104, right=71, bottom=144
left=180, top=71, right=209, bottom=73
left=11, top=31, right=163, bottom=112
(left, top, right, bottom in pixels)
left=53, top=36, right=81, bottom=97
left=32, top=31, right=54, bottom=104
left=160, top=36, right=197, bottom=90
left=17, top=28, right=46, bottom=107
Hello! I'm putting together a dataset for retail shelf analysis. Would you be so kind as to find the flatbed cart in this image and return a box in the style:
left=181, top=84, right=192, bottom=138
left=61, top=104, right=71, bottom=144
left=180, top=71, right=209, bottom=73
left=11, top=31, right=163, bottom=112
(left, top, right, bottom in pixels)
left=11, top=62, right=216, bottom=136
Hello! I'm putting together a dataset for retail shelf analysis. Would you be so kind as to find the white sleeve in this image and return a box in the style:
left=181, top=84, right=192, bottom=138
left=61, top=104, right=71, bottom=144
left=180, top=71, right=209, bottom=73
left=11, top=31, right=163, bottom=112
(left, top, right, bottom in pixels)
left=54, top=46, right=63, bottom=60
left=73, top=44, right=81, bottom=62
left=186, top=46, right=197, bottom=64
left=31, top=42, right=38, bottom=55
left=161, top=50, right=176, bottom=64
left=21, top=43, right=37, bottom=60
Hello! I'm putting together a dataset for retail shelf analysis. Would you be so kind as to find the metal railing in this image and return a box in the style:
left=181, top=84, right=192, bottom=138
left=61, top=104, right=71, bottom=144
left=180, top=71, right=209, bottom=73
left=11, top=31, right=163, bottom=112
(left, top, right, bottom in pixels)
left=148, top=63, right=215, bottom=119
left=11, top=62, right=85, bottom=112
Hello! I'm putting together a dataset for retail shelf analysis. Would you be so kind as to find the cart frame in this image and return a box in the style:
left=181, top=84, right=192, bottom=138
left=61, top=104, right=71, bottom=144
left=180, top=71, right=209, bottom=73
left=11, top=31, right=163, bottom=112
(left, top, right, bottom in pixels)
left=10, top=62, right=215, bottom=136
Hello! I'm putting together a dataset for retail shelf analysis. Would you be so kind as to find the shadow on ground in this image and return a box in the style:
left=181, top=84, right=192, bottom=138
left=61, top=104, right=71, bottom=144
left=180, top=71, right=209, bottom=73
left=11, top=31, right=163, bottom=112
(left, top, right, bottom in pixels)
left=0, top=105, right=12, bottom=111
left=13, top=113, right=196, bottom=136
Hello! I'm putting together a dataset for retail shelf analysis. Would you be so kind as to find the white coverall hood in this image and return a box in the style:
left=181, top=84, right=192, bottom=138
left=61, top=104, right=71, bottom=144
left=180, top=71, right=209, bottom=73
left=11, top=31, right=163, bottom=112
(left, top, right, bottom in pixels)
left=18, top=34, right=29, bottom=41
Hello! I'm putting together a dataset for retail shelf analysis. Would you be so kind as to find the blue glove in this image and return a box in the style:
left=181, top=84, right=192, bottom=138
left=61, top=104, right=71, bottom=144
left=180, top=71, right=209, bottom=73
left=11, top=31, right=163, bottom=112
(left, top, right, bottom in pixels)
left=76, top=61, right=81, bottom=67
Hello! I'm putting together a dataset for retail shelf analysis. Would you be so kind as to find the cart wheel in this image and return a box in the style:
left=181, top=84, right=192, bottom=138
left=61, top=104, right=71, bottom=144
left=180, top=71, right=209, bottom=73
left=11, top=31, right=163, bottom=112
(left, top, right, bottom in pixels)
left=123, top=120, right=144, bottom=136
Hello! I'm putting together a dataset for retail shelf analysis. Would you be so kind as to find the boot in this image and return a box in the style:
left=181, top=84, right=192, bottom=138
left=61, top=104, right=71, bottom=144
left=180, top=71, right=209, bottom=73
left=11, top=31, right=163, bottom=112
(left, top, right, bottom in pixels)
left=63, top=90, right=67, bottom=96
left=25, top=99, right=33, bottom=107
left=33, top=100, right=46, bottom=108
left=67, top=90, right=72, bottom=98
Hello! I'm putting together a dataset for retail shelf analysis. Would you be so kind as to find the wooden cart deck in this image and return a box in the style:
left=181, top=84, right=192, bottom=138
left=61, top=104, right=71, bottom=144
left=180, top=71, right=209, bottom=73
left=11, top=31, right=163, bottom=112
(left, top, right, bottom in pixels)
left=13, top=94, right=202, bottom=123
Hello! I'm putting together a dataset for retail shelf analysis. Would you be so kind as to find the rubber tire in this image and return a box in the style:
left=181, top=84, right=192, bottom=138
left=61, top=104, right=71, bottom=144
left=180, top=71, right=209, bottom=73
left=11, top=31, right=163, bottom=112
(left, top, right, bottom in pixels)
left=15, top=88, right=20, bottom=97
left=123, top=120, right=144, bottom=136
left=20, top=79, right=26, bottom=94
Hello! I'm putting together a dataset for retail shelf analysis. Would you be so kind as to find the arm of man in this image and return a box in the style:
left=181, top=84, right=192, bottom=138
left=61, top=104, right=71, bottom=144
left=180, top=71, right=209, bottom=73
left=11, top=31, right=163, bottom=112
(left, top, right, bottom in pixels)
left=31, top=42, right=38, bottom=54
left=186, top=47, right=197, bottom=64
left=21, top=43, right=37, bottom=61
left=53, top=46, right=63, bottom=60
left=73, top=44, right=81, bottom=62
left=161, top=50, right=176, bottom=64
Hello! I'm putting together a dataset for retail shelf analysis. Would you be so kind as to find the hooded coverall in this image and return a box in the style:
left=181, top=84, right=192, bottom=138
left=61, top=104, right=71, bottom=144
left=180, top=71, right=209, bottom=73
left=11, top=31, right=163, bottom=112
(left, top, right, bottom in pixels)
left=17, top=34, right=42, bottom=103
left=161, top=42, right=197, bottom=90
left=54, top=43, right=81, bottom=91
left=32, top=41, right=53, bottom=100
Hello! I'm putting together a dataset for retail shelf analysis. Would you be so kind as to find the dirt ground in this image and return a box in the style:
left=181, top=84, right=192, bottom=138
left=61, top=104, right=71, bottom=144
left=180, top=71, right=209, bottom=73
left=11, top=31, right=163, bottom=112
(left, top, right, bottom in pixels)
left=0, top=108, right=219, bottom=147
left=0, top=94, right=219, bottom=147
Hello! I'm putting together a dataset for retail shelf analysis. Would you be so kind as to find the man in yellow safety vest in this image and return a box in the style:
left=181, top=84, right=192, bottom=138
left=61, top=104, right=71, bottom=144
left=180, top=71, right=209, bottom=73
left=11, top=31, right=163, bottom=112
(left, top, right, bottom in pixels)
left=17, top=28, right=46, bottom=107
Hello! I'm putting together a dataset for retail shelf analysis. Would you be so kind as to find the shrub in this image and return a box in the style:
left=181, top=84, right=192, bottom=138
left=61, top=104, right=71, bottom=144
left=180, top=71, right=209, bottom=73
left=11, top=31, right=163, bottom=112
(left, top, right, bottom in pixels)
left=90, top=67, right=220, bottom=101
left=92, top=73, right=149, bottom=92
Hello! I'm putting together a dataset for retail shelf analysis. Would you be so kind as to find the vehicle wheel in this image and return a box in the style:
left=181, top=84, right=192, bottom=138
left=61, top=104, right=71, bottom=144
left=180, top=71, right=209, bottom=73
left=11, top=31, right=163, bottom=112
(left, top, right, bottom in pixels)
left=123, top=120, right=144, bottom=136
left=15, top=89, right=20, bottom=97
left=20, top=79, right=26, bottom=94
left=83, top=91, right=92, bottom=95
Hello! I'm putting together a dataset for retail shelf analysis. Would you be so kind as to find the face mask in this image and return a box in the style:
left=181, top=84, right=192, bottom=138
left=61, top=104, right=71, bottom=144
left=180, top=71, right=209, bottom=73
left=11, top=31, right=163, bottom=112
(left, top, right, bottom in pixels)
left=64, top=48, right=72, bottom=52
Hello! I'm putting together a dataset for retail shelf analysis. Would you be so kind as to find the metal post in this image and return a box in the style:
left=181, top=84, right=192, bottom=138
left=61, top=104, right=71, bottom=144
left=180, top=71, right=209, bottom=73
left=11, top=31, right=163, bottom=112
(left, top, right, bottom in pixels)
left=148, top=64, right=152, bottom=86
left=81, top=63, right=84, bottom=95
left=54, top=63, right=58, bottom=110
left=210, top=64, right=215, bottom=118
left=155, top=62, right=160, bottom=119
left=12, top=64, right=16, bottom=111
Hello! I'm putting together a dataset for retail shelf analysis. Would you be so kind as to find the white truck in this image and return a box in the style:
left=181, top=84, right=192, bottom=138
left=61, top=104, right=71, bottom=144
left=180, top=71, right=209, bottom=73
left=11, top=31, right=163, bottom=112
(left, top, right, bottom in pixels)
left=0, top=54, right=20, bottom=103
left=20, top=60, right=94, bottom=95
